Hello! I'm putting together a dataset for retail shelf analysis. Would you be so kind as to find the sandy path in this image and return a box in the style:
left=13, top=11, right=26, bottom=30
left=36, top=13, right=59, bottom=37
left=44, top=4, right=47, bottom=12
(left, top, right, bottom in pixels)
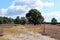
left=3, top=31, right=58, bottom=40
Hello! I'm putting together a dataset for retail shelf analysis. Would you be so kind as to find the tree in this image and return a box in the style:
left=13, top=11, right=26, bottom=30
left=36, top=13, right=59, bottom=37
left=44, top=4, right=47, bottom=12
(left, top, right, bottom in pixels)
left=20, top=17, right=26, bottom=25
left=2, top=17, right=9, bottom=24
left=51, top=18, right=57, bottom=25
left=26, top=9, right=44, bottom=25
left=8, top=17, right=14, bottom=24
left=0, top=16, right=15, bottom=24
left=0, top=17, right=2, bottom=24
left=14, top=16, right=20, bottom=24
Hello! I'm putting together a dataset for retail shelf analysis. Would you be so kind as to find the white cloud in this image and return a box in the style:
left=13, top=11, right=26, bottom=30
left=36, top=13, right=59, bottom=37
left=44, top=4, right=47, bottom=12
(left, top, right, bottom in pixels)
left=9, top=5, right=15, bottom=9
left=42, top=11, right=60, bottom=22
left=45, top=2, right=54, bottom=7
left=13, top=0, right=54, bottom=10
left=6, top=0, right=54, bottom=16
left=1, top=8, right=7, bottom=14
left=0, top=0, right=54, bottom=15
left=0, top=8, right=8, bottom=16
left=0, top=0, right=55, bottom=22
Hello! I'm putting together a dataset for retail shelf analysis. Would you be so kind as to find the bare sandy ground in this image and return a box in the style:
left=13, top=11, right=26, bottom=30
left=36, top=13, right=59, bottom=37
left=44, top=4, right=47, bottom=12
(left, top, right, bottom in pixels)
left=3, top=31, right=58, bottom=40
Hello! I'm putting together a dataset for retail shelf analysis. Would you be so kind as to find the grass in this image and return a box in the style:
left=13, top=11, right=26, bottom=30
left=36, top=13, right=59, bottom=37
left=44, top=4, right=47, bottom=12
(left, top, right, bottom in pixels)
left=27, top=27, right=41, bottom=33
left=2, top=25, right=41, bottom=35
left=0, top=25, right=41, bottom=40
left=2, top=25, right=26, bottom=34
left=0, top=37, right=9, bottom=40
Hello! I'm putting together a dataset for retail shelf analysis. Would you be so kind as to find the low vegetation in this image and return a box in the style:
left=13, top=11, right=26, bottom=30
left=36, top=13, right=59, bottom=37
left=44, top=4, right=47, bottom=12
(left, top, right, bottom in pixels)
left=2, top=25, right=41, bottom=35
left=0, top=37, right=9, bottom=40
left=27, top=28, right=41, bottom=33
left=2, top=25, right=27, bottom=34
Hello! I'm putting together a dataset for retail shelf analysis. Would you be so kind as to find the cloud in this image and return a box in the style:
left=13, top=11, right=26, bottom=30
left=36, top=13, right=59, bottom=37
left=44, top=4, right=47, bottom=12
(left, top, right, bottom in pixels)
left=0, top=0, right=54, bottom=15
left=6, top=6, right=26, bottom=16
left=0, top=8, right=8, bottom=16
left=13, top=0, right=54, bottom=10
left=6, top=0, right=54, bottom=16
left=42, top=11, right=60, bottom=22
left=0, top=0, right=55, bottom=21
left=44, top=2, right=54, bottom=7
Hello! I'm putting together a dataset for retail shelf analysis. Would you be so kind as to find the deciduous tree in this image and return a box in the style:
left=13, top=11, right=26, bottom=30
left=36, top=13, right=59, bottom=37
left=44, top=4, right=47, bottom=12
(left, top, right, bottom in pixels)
left=26, top=9, right=44, bottom=25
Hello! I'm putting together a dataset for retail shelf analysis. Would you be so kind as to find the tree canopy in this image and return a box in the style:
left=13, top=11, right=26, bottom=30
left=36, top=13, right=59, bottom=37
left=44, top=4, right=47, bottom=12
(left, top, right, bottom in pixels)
left=20, top=17, right=26, bottom=25
left=14, top=16, right=20, bottom=24
left=0, top=16, right=14, bottom=24
left=26, top=9, right=44, bottom=25
left=51, top=18, right=57, bottom=25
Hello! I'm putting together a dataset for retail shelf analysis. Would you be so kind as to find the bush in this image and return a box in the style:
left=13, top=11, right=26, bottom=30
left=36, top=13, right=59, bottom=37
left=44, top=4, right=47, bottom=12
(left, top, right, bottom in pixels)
left=51, top=18, right=57, bottom=25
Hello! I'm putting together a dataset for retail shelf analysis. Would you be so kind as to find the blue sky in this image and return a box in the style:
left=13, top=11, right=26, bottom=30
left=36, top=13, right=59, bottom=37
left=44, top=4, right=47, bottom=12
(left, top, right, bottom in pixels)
left=0, top=0, right=60, bottom=22
left=0, top=0, right=12, bottom=8
left=41, top=0, right=60, bottom=12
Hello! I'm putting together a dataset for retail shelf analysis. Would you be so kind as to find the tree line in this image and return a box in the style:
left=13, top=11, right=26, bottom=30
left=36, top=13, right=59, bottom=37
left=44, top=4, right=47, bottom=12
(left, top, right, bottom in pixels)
left=0, top=16, right=26, bottom=25
left=0, top=9, right=57, bottom=25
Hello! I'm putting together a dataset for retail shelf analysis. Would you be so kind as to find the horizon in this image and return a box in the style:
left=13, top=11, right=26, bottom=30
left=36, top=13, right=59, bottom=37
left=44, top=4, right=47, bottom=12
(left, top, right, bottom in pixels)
left=0, top=0, right=60, bottom=22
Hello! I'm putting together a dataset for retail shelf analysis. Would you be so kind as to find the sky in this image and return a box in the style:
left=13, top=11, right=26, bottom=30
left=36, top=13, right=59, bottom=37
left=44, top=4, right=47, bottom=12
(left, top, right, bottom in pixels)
left=0, top=0, right=60, bottom=22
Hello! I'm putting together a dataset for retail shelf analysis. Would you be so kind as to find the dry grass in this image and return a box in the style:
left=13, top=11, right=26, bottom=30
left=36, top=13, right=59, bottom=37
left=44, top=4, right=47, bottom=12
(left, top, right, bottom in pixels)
left=0, top=24, right=58, bottom=40
left=27, top=28, right=41, bottom=33
left=0, top=37, right=9, bottom=40
left=2, top=25, right=27, bottom=34
left=2, top=25, right=41, bottom=35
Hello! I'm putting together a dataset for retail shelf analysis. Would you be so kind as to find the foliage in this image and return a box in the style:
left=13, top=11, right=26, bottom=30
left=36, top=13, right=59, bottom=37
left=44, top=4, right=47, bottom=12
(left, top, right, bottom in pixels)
left=51, top=18, right=57, bottom=25
left=8, top=17, right=14, bottom=24
left=14, top=16, right=20, bottom=24
left=20, top=17, right=26, bottom=25
left=0, top=16, right=26, bottom=24
left=26, top=9, right=44, bottom=25
left=0, top=16, right=14, bottom=24
left=0, top=17, right=2, bottom=24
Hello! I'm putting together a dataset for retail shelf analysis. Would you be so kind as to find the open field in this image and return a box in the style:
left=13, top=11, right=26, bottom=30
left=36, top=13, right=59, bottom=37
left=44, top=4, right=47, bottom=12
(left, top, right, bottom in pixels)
left=25, top=24, right=60, bottom=40
left=0, top=24, right=59, bottom=40
left=2, top=25, right=26, bottom=34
